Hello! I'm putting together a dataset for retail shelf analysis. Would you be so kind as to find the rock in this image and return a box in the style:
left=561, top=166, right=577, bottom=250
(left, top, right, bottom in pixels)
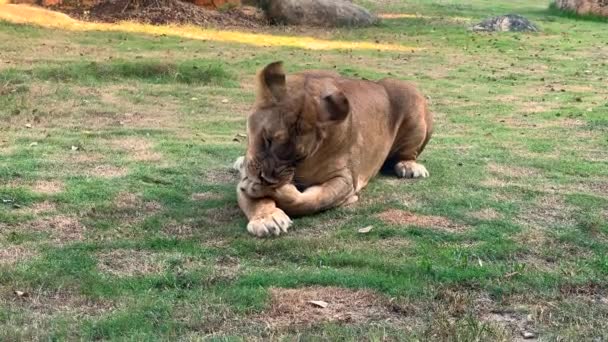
left=471, top=14, right=539, bottom=32
left=555, top=0, right=608, bottom=16
left=265, top=0, right=379, bottom=27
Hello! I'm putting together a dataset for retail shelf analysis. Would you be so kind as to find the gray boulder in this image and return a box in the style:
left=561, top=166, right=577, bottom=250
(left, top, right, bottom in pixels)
left=472, top=14, right=539, bottom=32
left=265, top=0, right=379, bottom=27
left=555, top=0, right=608, bottom=17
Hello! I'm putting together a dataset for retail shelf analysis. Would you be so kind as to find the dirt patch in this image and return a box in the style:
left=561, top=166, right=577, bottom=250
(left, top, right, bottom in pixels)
left=374, top=237, right=413, bottom=249
left=98, top=192, right=163, bottom=226
left=482, top=311, right=535, bottom=340
left=113, top=192, right=162, bottom=213
left=97, top=250, right=165, bottom=277
left=513, top=253, right=559, bottom=275
left=114, top=192, right=141, bottom=209
left=259, top=287, right=395, bottom=328
left=203, top=169, right=238, bottom=184
left=108, top=137, right=162, bottom=162
left=550, top=118, right=587, bottom=129
left=0, top=245, right=38, bottom=266
left=1, top=287, right=114, bottom=317
left=205, top=205, right=241, bottom=225
left=161, top=219, right=197, bottom=238
left=60, top=0, right=266, bottom=28
left=378, top=209, right=466, bottom=232
left=16, top=201, right=57, bottom=215
left=31, top=180, right=64, bottom=195
left=487, top=163, right=539, bottom=179
left=97, top=250, right=202, bottom=277
left=559, top=282, right=606, bottom=297
left=63, top=151, right=105, bottom=164
left=207, top=255, right=241, bottom=284
left=87, top=165, right=129, bottom=178
left=480, top=177, right=510, bottom=189
left=469, top=208, right=503, bottom=221
left=513, top=226, right=550, bottom=248
left=28, top=215, right=85, bottom=243
left=191, top=192, right=223, bottom=201
left=517, top=195, right=575, bottom=229
left=0, top=139, right=13, bottom=155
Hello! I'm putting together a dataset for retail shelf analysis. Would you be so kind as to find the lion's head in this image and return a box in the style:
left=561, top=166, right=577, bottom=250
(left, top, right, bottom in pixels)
left=244, top=61, right=351, bottom=188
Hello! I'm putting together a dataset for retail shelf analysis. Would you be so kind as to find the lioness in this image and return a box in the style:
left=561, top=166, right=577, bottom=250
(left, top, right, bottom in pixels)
left=234, top=61, right=433, bottom=237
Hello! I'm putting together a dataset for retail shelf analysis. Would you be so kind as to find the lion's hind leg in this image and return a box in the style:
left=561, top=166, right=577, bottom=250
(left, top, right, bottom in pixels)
left=390, top=120, right=432, bottom=179
left=394, top=160, right=429, bottom=179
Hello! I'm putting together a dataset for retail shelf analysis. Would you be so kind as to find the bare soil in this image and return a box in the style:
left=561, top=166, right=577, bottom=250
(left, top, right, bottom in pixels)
left=260, top=286, right=398, bottom=328
left=378, top=209, right=466, bottom=232
left=54, top=0, right=267, bottom=28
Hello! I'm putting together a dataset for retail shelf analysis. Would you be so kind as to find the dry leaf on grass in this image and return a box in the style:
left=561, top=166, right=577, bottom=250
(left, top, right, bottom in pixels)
left=358, top=226, right=373, bottom=234
left=14, top=290, right=28, bottom=298
left=308, top=300, right=329, bottom=308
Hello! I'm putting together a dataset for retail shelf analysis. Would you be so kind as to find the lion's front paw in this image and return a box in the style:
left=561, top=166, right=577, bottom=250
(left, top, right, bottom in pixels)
left=239, top=177, right=270, bottom=199
left=247, top=208, right=292, bottom=237
left=233, top=156, right=245, bottom=174
left=395, top=161, right=429, bottom=178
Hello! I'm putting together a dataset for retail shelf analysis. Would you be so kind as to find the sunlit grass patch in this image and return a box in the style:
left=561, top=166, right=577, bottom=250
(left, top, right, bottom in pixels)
left=0, top=4, right=419, bottom=52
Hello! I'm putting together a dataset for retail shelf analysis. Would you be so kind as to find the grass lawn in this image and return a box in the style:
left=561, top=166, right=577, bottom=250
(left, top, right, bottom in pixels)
left=1, top=0, right=607, bottom=340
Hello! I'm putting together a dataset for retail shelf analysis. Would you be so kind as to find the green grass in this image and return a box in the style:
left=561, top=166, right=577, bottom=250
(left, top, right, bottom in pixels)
left=1, top=0, right=608, bottom=340
left=0, top=59, right=237, bottom=86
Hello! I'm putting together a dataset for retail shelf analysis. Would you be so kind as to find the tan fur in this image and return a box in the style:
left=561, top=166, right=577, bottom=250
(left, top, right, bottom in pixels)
left=235, top=62, right=433, bottom=237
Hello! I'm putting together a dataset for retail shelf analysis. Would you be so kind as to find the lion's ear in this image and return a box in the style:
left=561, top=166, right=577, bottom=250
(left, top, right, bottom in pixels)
left=318, top=91, right=350, bottom=123
left=256, top=61, right=286, bottom=104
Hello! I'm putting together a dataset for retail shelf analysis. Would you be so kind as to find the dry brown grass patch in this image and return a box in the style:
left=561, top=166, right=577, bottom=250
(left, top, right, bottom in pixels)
left=260, top=287, right=395, bottom=328
left=378, top=209, right=466, bottom=232
left=191, top=192, right=223, bottom=201
left=0, top=245, right=38, bottom=266
left=63, top=151, right=106, bottom=164
left=87, top=165, right=129, bottom=178
left=108, top=136, right=162, bottom=162
left=31, top=180, right=64, bottom=195
left=97, top=250, right=165, bottom=277
left=28, top=215, right=85, bottom=243
left=161, top=219, right=197, bottom=238
left=1, top=287, right=114, bottom=317
left=513, top=226, right=550, bottom=248
left=517, top=195, right=575, bottom=229
left=16, top=201, right=56, bottom=215
left=114, top=192, right=141, bottom=209
left=203, top=169, right=238, bottom=184
left=207, top=255, right=241, bottom=284
left=97, top=250, right=203, bottom=277
left=481, top=177, right=510, bottom=189
left=374, top=237, right=413, bottom=249
left=205, top=205, right=242, bottom=225
left=103, top=192, right=162, bottom=226
left=481, top=311, right=534, bottom=340
left=487, top=163, right=539, bottom=179
left=469, top=208, right=503, bottom=221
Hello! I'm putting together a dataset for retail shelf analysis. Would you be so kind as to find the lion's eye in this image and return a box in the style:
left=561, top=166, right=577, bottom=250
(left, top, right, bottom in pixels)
left=273, top=131, right=288, bottom=144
